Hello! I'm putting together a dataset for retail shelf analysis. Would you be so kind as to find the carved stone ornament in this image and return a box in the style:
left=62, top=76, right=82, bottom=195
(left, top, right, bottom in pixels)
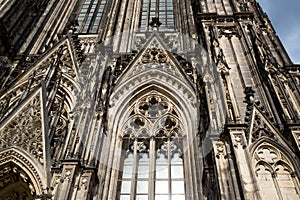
left=79, top=173, right=92, bottom=191
left=0, top=163, right=37, bottom=198
left=248, top=107, right=278, bottom=144
left=0, top=95, right=44, bottom=164
left=111, top=52, right=196, bottom=107
left=214, top=142, right=226, bottom=159
left=149, top=17, right=162, bottom=28
left=218, top=26, right=239, bottom=38
left=141, top=48, right=168, bottom=64
left=250, top=115, right=277, bottom=143
left=0, top=149, right=44, bottom=195
left=253, top=143, right=295, bottom=178
left=63, top=169, right=73, bottom=182
left=121, top=92, right=183, bottom=139
left=231, top=132, right=246, bottom=148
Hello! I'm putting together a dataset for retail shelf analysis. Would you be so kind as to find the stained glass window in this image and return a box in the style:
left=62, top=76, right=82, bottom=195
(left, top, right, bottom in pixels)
left=140, top=0, right=175, bottom=31
left=118, top=93, right=185, bottom=199
left=76, top=0, right=107, bottom=33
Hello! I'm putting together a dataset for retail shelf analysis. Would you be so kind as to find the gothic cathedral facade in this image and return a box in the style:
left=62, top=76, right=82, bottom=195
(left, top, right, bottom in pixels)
left=0, top=0, right=300, bottom=199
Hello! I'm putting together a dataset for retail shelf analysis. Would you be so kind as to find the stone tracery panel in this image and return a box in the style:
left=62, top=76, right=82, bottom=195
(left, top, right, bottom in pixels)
left=250, top=115, right=277, bottom=143
left=121, top=92, right=182, bottom=139
left=253, top=143, right=300, bottom=199
left=0, top=95, right=44, bottom=164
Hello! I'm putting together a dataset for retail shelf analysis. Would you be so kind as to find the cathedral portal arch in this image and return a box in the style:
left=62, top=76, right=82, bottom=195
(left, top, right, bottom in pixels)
left=0, top=147, right=47, bottom=198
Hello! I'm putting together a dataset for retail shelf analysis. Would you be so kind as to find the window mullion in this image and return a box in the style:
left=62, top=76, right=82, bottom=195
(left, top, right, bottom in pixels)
left=155, top=0, right=159, bottom=18
left=147, top=0, right=150, bottom=31
left=272, top=173, right=284, bottom=200
left=168, top=139, right=172, bottom=200
left=131, top=139, right=139, bottom=200
left=291, top=174, right=300, bottom=197
left=149, top=137, right=156, bottom=199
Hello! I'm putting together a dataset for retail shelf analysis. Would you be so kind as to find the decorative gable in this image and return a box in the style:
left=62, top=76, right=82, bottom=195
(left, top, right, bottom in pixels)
left=248, top=106, right=277, bottom=144
left=248, top=106, right=283, bottom=146
left=115, top=36, right=188, bottom=85
left=110, top=35, right=197, bottom=108
left=0, top=89, right=45, bottom=164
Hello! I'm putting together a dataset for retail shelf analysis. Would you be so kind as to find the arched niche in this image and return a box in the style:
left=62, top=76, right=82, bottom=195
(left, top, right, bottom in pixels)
left=0, top=147, right=46, bottom=199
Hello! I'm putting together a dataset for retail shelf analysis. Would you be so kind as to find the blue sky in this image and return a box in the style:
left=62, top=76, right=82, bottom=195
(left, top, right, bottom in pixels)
left=257, top=0, right=300, bottom=64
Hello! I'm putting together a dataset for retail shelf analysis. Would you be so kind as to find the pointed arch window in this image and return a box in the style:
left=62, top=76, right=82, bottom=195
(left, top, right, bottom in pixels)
left=254, top=145, right=300, bottom=199
left=76, top=0, right=107, bottom=33
left=117, top=93, right=185, bottom=199
left=140, top=0, right=175, bottom=31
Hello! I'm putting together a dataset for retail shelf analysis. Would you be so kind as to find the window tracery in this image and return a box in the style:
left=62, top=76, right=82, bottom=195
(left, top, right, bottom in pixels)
left=118, top=92, right=185, bottom=199
left=254, top=144, right=300, bottom=199
left=122, top=93, right=181, bottom=138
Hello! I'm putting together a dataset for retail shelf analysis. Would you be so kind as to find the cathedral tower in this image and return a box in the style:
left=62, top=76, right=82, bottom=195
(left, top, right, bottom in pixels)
left=0, top=0, right=300, bottom=199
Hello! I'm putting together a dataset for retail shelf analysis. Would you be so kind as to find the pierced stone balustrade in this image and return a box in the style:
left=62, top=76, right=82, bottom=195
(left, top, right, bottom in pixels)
left=78, top=35, right=98, bottom=55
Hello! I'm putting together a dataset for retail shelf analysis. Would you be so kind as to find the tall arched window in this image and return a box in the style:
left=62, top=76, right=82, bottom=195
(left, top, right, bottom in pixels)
left=76, top=0, right=107, bottom=33
left=254, top=144, right=300, bottom=200
left=117, top=92, right=185, bottom=199
left=140, top=0, right=175, bottom=31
